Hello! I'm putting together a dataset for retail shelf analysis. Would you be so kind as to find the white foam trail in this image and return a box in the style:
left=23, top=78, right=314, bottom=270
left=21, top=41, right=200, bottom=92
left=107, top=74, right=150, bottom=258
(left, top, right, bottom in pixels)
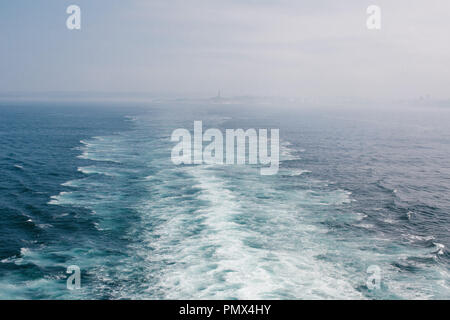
left=42, top=114, right=450, bottom=300
left=136, top=164, right=362, bottom=299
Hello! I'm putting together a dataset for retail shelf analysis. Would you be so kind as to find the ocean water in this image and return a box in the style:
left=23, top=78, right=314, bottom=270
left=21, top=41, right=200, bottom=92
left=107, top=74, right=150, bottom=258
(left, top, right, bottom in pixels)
left=0, top=101, right=449, bottom=299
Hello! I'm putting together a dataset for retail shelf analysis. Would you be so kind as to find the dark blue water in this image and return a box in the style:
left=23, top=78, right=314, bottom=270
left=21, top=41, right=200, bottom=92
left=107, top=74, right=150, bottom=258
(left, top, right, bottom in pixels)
left=0, top=101, right=449, bottom=299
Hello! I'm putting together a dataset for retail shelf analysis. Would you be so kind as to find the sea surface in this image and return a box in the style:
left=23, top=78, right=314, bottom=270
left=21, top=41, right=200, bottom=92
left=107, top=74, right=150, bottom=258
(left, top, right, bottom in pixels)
left=0, top=101, right=449, bottom=299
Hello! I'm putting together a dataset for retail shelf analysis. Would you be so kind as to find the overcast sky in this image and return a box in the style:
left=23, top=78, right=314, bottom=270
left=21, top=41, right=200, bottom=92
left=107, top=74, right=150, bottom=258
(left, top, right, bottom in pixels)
left=1, top=0, right=449, bottom=99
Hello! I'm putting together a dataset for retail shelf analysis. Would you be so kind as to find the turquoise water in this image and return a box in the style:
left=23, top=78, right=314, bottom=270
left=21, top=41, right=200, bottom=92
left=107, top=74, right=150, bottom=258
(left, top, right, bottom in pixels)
left=0, top=102, right=449, bottom=299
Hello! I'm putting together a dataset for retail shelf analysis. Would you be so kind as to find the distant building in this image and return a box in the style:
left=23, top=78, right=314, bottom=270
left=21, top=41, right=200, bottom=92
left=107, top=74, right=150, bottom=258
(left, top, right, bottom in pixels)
left=211, top=90, right=223, bottom=102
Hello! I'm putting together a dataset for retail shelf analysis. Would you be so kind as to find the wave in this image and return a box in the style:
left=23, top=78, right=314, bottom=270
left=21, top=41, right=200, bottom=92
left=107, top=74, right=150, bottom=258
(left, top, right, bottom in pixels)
left=48, top=191, right=72, bottom=205
left=77, top=166, right=118, bottom=177
left=285, top=169, right=311, bottom=176
left=39, top=113, right=450, bottom=300
left=280, top=142, right=302, bottom=161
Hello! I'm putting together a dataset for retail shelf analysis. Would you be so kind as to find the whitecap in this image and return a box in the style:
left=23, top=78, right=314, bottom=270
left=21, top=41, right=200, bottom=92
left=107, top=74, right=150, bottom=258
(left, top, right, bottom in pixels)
left=37, top=224, right=53, bottom=229
left=433, top=243, right=445, bottom=255
left=287, top=169, right=311, bottom=176
left=77, top=166, right=116, bottom=176
left=48, top=191, right=71, bottom=205
left=124, top=115, right=137, bottom=122
left=356, top=223, right=375, bottom=229
left=280, top=141, right=303, bottom=161
left=354, top=212, right=368, bottom=221
left=61, top=180, right=77, bottom=187
left=406, top=211, right=414, bottom=220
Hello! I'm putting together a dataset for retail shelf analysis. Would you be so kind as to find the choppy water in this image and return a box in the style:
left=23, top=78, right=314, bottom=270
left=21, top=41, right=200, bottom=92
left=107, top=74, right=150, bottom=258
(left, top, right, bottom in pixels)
left=0, top=102, right=449, bottom=299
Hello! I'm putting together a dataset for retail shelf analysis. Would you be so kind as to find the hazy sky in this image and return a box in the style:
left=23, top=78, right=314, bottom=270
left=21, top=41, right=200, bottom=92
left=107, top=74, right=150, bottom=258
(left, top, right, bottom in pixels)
left=1, top=0, right=449, bottom=99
